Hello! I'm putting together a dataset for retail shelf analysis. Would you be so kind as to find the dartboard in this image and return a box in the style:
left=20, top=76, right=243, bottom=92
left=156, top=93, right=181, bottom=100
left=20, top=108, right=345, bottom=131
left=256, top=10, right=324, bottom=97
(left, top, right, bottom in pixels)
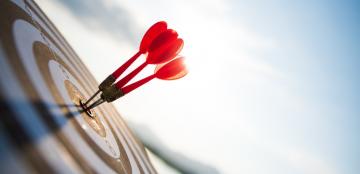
left=0, top=0, right=155, bottom=173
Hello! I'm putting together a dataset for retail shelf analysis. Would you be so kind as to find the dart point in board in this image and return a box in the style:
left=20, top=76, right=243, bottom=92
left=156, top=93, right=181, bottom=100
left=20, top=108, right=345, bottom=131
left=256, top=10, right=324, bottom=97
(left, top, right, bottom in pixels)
left=83, top=21, right=188, bottom=111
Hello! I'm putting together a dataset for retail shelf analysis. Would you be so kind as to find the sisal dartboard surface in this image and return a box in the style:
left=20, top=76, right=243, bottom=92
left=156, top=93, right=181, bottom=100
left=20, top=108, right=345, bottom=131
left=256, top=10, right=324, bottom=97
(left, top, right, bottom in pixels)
left=0, top=0, right=156, bottom=173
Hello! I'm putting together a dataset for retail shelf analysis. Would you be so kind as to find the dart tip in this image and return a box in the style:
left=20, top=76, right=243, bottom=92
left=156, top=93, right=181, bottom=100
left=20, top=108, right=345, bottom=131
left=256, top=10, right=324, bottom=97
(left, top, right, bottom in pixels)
left=80, top=100, right=95, bottom=118
left=83, top=98, right=105, bottom=113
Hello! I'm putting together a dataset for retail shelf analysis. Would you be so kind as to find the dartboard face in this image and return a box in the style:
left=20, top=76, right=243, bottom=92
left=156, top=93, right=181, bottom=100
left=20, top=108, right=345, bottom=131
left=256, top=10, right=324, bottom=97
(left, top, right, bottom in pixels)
left=0, top=0, right=155, bottom=173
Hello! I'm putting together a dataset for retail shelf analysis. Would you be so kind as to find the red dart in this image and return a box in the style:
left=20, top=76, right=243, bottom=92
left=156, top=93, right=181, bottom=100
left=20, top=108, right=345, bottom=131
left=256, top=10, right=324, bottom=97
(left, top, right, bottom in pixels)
left=121, top=56, right=188, bottom=94
left=84, top=21, right=186, bottom=110
left=85, top=57, right=187, bottom=110
left=114, top=32, right=183, bottom=89
left=85, top=21, right=167, bottom=105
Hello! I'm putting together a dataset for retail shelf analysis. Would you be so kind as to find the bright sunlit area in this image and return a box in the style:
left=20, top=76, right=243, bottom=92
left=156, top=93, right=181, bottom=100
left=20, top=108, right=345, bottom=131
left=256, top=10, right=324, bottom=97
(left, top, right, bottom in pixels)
left=35, top=0, right=360, bottom=173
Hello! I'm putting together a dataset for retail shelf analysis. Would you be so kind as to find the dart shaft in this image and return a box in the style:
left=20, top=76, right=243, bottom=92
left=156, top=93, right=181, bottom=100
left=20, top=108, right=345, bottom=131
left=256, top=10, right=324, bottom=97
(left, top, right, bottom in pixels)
left=115, top=62, right=148, bottom=89
left=86, top=98, right=105, bottom=111
left=112, top=51, right=141, bottom=78
left=122, top=74, right=155, bottom=94
left=84, top=90, right=100, bottom=105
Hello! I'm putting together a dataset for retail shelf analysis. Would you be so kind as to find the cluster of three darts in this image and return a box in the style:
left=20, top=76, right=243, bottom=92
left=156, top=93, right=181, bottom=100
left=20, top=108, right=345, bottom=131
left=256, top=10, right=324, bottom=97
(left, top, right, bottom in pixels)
left=84, top=21, right=188, bottom=110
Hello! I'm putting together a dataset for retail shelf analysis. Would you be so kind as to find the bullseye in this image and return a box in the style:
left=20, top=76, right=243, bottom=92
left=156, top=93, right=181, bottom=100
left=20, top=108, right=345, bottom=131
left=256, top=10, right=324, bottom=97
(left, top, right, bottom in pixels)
left=0, top=1, right=156, bottom=173
left=80, top=99, right=95, bottom=118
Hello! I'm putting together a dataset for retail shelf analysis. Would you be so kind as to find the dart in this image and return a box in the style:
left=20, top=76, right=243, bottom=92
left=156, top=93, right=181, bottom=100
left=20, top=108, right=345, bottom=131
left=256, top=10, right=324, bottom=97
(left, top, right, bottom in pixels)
left=85, top=57, right=188, bottom=110
left=84, top=21, right=169, bottom=105
left=85, top=38, right=184, bottom=110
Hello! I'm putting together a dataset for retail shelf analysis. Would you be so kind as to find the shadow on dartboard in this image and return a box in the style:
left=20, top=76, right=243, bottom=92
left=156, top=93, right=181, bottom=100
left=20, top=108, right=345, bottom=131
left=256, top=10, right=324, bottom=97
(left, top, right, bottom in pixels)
left=0, top=0, right=156, bottom=173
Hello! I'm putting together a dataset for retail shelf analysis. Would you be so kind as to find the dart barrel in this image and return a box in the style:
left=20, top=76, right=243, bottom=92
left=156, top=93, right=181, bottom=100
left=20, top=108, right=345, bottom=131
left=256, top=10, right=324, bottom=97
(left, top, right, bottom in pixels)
left=0, top=0, right=155, bottom=173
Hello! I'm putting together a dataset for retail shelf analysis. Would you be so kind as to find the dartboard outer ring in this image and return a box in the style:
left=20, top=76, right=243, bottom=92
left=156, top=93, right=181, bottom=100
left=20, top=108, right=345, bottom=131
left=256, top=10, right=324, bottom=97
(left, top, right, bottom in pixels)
left=0, top=0, right=156, bottom=173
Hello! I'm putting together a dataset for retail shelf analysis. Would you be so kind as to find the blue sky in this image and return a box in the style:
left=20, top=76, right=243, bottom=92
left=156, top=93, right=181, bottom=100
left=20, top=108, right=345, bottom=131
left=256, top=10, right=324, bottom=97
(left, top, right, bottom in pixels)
left=37, top=0, right=360, bottom=173
left=229, top=1, right=360, bottom=173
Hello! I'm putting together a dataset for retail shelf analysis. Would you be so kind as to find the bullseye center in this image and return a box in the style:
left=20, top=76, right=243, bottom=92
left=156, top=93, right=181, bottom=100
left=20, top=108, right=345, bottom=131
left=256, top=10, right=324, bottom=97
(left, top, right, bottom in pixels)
left=64, top=80, right=106, bottom=137
left=79, top=100, right=95, bottom=118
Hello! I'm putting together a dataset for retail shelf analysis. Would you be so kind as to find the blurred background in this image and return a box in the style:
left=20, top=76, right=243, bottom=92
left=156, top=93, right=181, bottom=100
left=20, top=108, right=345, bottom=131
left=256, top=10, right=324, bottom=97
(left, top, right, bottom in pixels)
left=35, top=0, right=360, bottom=173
